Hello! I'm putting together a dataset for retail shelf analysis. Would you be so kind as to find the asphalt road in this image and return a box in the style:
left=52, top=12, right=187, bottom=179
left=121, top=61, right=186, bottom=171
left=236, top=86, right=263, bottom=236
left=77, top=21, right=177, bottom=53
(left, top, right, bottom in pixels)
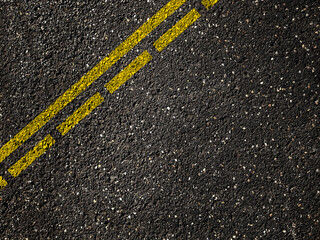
left=0, top=0, right=319, bottom=239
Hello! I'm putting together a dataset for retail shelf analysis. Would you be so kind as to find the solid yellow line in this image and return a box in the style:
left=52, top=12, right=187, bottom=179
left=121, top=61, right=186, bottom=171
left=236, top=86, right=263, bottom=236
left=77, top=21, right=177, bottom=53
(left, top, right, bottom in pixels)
left=202, top=0, right=220, bottom=10
left=154, top=9, right=201, bottom=52
left=105, top=50, right=152, bottom=94
left=0, top=176, right=7, bottom=191
left=57, top=92, right=104, bottom=136
left=8, top=135, right=55, bottom=178
left=0, top=0, right=187, bottom=164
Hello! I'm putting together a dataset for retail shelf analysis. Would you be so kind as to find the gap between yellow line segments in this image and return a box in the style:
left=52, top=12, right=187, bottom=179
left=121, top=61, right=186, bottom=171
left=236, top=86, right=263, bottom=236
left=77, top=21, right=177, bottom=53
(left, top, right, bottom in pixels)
left=0, top=176, right=7, bottom=190
left=202, top=0, right=220, bottom=10
left=57, top=92, right=104, bottom=136
left=105, top=50, right=152, bottom=94
left=8, top=135, right=55, bottom=178
left=0, top=0, right=187, bottom=164
left=154, top=9, right=201, bottom=52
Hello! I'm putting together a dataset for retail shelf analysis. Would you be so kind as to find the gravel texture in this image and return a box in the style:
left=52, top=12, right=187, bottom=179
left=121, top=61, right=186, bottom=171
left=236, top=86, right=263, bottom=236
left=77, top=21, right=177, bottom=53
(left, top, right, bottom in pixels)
left=0, top=0, right=319, bottom=239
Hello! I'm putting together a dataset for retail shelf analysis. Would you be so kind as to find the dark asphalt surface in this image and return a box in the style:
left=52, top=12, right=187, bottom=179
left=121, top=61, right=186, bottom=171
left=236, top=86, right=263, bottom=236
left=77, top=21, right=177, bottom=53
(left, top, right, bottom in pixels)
left=1, top=0, right=319, bottom=239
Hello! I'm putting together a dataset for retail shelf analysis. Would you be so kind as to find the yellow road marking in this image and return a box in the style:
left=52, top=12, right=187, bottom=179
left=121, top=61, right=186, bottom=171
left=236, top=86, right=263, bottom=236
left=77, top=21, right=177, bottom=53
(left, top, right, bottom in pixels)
left=8, top=135, right=55, bottom=178
left=202, top=0, right=220, bottom=10
left=0, top=176, right=7, bottom=190
left=57, top=92, right=104, bottom=136
left=154, top=9, right=201, bottom=52
left=105, top=51, right=152, bottom=94
left=0, top=0, right=187, bottom=164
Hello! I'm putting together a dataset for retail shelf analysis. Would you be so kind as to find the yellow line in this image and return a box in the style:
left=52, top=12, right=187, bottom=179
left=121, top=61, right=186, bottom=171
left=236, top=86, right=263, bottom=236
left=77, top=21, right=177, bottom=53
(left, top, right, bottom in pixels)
left=0, top=0, right=187, bottom=164
left=57, top=92, right=104, bottom=136
left=8, top=135, right=55, bottom=178
left=0, top=176, right=7, bottom=191
left=105, top=50, right=152, bottom=94
left=154, top=9, right=201, bottom=52
left=202, top=0, right=220, bottom=10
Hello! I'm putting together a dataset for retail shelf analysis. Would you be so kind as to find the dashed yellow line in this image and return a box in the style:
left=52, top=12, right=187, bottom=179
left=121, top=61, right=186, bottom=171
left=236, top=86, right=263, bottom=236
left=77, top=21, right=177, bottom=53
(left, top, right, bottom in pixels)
left=0, top=176, right=7, bottom=190
left=8, top=135, right=55, bottom=178
left=105, top=50, right=152, bottom=94
left=154, top=9, right=201, bottom=52
left=0, top=0, right=187, bottom=164
left=202, top=0, right=220, bottom=10
left=1, top=0, right=223, bottom=191
left=57, top=92, right=104, bottom=136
